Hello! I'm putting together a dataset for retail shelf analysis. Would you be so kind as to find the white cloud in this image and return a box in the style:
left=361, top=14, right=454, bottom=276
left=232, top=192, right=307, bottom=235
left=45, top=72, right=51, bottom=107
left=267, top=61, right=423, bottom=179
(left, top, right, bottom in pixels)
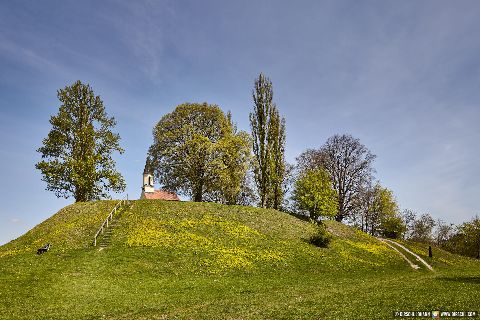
left=8, top=217, right=21, bottom=224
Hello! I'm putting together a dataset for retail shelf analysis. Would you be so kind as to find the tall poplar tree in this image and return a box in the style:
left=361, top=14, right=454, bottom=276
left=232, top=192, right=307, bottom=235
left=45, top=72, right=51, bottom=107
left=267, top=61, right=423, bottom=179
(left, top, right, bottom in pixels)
left=36, top=80, right=126, bottom=202
left=249, top=73, right=286, bottom=209
left=268, top=107, right=286, bottom=209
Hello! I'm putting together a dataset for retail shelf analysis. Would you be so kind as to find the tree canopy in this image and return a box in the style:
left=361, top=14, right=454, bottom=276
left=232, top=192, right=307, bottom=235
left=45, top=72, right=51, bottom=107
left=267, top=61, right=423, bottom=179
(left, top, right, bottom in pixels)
left=292, top=169, right=338, bottom=221
left=373, top=185, right=405, bottom=238
left=459, top=216, right=480, bottom=259
left=297, top=134, right=376, bottom=222
left=148, top=103, right=250, bottom=203
left=36, top=80, right=125, bottom=202
left=352, top=183, right=404, bottom=238
left=211, top=113, right=252, bottom=205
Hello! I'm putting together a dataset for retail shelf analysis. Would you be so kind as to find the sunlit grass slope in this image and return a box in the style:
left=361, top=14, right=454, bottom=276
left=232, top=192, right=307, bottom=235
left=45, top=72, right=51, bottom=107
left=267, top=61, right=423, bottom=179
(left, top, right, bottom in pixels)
left=0, top=200, right=118, bottom=257
left=0, top=200, right=479, bottom=319
left=111, top=200, right=412, bottom=274
left=395, top=239, right=475, bottom=272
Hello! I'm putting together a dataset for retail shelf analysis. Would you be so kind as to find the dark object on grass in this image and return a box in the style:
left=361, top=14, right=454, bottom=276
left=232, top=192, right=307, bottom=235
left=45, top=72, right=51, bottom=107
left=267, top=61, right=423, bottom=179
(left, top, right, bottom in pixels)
left=37, top=243, right=51, bottom=255
left=428, top=246, right=432, bottom=258
left=309, top=223, right=332, bottom=248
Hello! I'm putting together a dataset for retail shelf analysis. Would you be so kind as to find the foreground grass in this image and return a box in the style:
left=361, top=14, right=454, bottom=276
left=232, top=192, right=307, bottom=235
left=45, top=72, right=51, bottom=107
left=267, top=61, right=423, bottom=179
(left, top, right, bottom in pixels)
left=0, top=200, right=479, bottom=319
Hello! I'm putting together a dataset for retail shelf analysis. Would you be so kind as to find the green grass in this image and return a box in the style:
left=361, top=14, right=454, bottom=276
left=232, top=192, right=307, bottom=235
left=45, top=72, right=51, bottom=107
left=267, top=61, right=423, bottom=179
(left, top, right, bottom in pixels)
left=0, top=200, right=119, bottom=255
left=0, top=200, right=479, bottom=319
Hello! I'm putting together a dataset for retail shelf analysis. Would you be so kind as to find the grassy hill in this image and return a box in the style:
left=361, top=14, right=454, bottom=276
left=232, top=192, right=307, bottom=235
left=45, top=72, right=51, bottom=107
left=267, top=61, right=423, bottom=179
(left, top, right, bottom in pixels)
left=1, top=200, right=479, bottom=319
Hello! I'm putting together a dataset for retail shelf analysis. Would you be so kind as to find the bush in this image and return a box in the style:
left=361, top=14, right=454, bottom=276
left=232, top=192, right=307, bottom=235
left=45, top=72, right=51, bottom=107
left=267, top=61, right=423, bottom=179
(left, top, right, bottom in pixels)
left=381, top=215, right=406, bottom=239
left=309, top=222, right=332, bottom=248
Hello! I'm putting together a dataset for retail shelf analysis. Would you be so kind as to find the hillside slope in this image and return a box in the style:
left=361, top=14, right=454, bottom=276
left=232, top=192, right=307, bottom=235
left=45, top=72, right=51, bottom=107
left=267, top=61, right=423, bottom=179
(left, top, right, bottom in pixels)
left=0, top=200, right=119, bottom=256
left=111, top=200, right=415, bottom=274
left=0, top=200, right=410, bottom=273
left=1, top=200, right=479, bottom=319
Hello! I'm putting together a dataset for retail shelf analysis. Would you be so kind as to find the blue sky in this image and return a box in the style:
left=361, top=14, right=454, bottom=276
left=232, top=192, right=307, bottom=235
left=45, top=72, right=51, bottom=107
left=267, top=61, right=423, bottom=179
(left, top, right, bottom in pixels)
left=1, top=0, right=480, bottom=245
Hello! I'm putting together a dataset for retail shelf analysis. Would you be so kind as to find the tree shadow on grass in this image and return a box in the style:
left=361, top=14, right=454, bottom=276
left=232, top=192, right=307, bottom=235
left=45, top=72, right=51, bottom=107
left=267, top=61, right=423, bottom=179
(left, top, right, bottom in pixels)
left=437, top=276, right=480, bottom=284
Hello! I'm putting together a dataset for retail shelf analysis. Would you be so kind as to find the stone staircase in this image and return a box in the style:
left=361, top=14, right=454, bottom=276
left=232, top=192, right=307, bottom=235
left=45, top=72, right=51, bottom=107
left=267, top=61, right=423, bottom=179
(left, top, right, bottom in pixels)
left=98, top=220, right=120, bottom=248
left=94, top=199, right=132, bottom=249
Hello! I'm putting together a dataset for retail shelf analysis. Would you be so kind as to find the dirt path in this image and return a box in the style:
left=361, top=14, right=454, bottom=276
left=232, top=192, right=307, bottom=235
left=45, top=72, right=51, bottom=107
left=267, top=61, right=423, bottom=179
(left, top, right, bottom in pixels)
left=378, top=238, right=420, bottom=269
left=380, top=238, right=434, bottom=271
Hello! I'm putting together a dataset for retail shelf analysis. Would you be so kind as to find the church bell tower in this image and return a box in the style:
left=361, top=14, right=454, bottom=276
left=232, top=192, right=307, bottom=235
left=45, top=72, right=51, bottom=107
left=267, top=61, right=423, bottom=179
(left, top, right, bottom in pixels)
left=142, top=158, right=154, bottom=194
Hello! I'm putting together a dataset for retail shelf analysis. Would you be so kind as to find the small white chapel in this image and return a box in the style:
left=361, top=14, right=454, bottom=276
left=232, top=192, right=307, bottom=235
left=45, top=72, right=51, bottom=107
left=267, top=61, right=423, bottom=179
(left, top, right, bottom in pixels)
left=140, top=163, right=180, bottom=201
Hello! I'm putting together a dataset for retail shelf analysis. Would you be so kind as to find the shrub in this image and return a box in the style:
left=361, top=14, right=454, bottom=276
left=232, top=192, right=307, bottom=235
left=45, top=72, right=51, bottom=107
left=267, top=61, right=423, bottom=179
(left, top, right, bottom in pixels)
left=309, top=222, right=332, bottom=248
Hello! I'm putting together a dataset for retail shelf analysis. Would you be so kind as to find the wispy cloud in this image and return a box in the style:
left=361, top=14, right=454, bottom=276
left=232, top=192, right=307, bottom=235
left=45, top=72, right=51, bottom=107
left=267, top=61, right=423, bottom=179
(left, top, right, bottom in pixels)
left=9, top=217, right=21, bottom=224
left=0, top=35, right=64, bottom=74
left=99, top=1, right=175, bottom=81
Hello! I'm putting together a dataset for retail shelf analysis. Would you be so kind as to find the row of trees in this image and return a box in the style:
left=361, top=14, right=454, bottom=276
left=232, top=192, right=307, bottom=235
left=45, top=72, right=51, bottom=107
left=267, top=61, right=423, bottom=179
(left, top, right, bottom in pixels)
left=147, top=73, right=287, bottom=209
left=36, top=79, right=479, bottom=259
left=291, top=134, right=405, bottom=239
left=402, top=211, right=480, bottom=259
left=32, top=78, right=416, bottom=235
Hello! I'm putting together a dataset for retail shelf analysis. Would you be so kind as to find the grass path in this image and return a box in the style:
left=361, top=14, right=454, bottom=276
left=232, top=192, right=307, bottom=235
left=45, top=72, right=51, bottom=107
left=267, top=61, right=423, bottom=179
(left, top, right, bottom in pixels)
left=381, top=238, right=434, bottom=271
left=379, top=238, right=420, bottom=269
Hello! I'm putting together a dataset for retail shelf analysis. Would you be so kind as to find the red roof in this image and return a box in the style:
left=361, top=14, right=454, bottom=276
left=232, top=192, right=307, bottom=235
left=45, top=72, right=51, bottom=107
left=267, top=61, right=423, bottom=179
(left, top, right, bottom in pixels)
left=143, top=190, right=180, bottom=201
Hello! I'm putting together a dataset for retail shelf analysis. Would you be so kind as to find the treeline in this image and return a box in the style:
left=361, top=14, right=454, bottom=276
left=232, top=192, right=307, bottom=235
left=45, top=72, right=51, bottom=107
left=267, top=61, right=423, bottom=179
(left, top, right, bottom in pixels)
left=147, top=73, right=287, bottom=209
left=146, top=73, right=480, bottom=259
left=36, top=78, right=480, bottom=259
left=402, top=210, right=480, bottom=259
left=147, top=74, right=404, bottom=236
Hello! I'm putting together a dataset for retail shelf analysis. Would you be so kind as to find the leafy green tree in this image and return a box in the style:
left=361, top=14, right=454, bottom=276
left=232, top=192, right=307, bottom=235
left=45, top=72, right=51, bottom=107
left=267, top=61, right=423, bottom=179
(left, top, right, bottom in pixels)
left=249, top=73, right=286, bottom=209
left=380, top=212, right=406, bottom=239
left=149, top=103, right=250, bottom=203
left=381, top=215, right=406, bottom=239
left=374, top=185, right=405, bottom=238
left=441, top=217, right=480, bottom=259
left=36, top=80, right=126, bottom=202
left=459, top=216, right=480, bottom=259
left=297, top=135, right=375, bottom=222
left=410, top=213, right=436, bottom=243
left=292, top=169, right=338, bottom=220
left=357, top=183, right=404, bottom=238
left=213, top=113, right=252, bottom=205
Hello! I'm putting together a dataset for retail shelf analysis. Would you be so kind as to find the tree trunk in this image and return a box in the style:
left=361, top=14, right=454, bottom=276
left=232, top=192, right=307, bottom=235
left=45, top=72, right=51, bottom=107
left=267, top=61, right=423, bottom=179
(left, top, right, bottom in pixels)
left=193, top=183, right=203, bottom=202
left=335, top=199, right=345, bottom=222
left=272, top=185, right=280, bottom=210
left=194, top=192, right=202, bottom=202
left=75, top=188, right=87, bottom=202
left=260, top=186, right=267, bottom=208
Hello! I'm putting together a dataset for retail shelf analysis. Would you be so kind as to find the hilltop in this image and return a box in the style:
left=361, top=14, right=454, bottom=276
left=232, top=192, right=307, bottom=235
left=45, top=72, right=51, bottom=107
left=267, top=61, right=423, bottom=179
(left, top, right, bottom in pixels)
left=0, top=200, right=479, bottom=319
